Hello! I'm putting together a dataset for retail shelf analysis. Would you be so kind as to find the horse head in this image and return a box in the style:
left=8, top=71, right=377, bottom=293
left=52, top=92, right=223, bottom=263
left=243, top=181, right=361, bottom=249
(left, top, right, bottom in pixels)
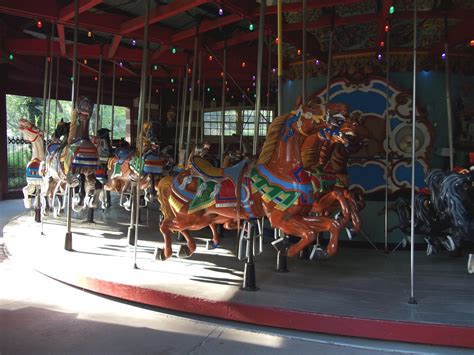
left=53, top=119, right=70, bottom=141
left=18, top=118, right=43, bottom=143
left=338, top=113, right=369, bottom=153
left=97, top=128, right=113, bottom=158
left=77, top=96, right=93, bottom=123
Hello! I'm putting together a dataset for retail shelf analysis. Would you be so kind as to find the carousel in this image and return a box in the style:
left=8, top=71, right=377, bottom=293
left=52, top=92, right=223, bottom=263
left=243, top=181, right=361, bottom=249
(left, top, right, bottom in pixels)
left=1, top=0, right=473, bottom=349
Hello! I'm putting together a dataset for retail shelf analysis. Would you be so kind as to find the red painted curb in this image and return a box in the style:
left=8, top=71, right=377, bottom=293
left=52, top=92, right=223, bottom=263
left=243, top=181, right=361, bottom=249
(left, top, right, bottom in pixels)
left=49, top=272, right=474, bottom=349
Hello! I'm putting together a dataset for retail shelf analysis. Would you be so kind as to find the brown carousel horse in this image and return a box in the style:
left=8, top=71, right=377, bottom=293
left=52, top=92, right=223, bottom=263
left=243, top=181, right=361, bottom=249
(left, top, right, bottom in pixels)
left=156, top=101, right=351, bottom=261
left=301, top=112, right=369, bottom=235
left=105, top=122, right=171, bottom=209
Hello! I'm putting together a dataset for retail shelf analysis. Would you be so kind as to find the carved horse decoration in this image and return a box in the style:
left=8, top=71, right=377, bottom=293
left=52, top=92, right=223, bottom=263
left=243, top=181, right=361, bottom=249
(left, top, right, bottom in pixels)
left=156, top=102, right=351, bottom=261
left=387, top=168, right=474, bottom=258
left=105, top=122, right=171, bottom=209
left=301, top=110, right=369, bottom=238
left=43, top=96, right=102, bottom=214
left=18, top=118, right=45, bottom=212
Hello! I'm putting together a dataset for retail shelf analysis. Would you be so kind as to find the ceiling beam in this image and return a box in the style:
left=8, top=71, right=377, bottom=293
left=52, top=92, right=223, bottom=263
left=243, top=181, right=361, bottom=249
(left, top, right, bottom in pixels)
left=263, top=0, right=364, bottom=16
left=211, top=30, right=263, bottom=51
left=120, top=0, right=209, bottom=34
left=58, top=0, right=103, bottom=22
left=172, top=14, right=242, bottom=43
left=107, top=35, right=122, bottom=59
left=57, top=24, right=66, bottom=56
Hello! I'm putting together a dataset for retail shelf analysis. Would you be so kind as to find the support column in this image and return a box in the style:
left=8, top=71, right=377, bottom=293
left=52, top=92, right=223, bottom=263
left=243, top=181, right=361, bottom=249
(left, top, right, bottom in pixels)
left=277, top=0, right=283, bottom=116
left=111, top=62, right=116, bottom=140
left=253, top=0, right=266, bottom=155
left=0, top=65, right=7, bottom=200
left=95, top=53, right=103, bottom=134
left=220, top=44, right=227, bottom=166
left=186, top=34, right=199, bottom=163
left=302, top=0, right=307, bottom=103
left=444, top=15, right=454, bottom=170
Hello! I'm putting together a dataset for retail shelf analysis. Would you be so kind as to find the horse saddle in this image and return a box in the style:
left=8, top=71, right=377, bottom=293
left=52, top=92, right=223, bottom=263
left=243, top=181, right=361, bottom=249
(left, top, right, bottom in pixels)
left=26, top=158, right=42, bottom=179
left=143, top=150, right=167, bottom=174
left=191, top=156, right=248, bottom=187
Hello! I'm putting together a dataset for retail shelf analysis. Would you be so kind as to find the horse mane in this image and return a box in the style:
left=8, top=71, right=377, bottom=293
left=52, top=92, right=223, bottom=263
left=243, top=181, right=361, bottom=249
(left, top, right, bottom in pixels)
left=257, top=112, right=292, bottom=165
left=67, top=109, right=77, bottom=144
left=301, top=134, right=321, bottom=169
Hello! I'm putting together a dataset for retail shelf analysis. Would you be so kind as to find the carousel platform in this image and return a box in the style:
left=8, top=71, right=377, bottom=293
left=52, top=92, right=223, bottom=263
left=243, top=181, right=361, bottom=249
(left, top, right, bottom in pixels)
left=3, top=200, right=474, bottom=349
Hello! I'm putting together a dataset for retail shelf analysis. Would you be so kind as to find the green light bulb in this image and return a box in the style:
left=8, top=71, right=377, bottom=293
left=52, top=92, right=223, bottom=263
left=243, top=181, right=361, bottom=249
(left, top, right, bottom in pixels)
left=9, top=53, right=13, bottom=60
left=170, top=78, right=174, bottom=83
left=249, top=23, right=254, bottom=31
left=207, top=87, right=211, bottom=92
left=389, top=6, right=394, bottom=14
left=171, top=47, right=177, bottom=54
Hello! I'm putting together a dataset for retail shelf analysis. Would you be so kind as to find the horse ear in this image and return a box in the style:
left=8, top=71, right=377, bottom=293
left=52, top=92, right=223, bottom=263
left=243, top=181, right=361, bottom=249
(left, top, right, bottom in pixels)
left=294, top=96, right=302, bottom=109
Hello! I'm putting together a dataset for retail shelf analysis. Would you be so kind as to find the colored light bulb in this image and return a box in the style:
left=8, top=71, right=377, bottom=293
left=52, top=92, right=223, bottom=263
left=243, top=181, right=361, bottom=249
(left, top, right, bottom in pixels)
left=389, top=6, right=395, bottom=14
left=249, top=23, right=254, bottom=31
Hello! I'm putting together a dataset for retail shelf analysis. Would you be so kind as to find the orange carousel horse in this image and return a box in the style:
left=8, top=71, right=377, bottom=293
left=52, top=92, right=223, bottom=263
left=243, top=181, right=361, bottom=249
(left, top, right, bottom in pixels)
left=301, top=112, right=369, bottom=236
left=156, top=101, right=353, bottom=261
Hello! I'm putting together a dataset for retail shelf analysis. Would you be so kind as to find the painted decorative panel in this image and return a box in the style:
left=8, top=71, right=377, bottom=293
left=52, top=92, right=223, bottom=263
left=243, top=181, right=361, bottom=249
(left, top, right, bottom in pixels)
left=307, top=77, right=434, bottom=194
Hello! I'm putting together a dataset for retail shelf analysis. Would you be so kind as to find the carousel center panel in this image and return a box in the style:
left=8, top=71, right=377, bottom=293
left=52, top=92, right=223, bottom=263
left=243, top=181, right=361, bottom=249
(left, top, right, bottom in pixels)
left=3, top=201, right=474, bottom=348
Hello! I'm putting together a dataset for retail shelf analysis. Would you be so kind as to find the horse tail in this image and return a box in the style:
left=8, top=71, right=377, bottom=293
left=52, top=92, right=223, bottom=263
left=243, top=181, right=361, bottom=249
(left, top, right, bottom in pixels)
left=157, top=176, right=175, bottom=220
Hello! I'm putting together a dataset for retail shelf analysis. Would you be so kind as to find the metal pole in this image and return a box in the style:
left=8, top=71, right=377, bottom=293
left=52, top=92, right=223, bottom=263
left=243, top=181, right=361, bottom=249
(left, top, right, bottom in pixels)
left=277, top=0, right=283, bottom=116
left=95, top=53, right=103, bottom=134
left=384, top=24, right=390, bottom=253
left=174, top=69, right=182, bottom=162
left=267, top=35, right=271, bottom=114
left=75, top=64, right=81, bottom=104
left=133, top=0, right=150, bottom=269
left=444, top=16, right=454, bottom=170
left=65, top=0, right=79, bottom=251
left=46, top=24, right=55, bottom=140
left=254, top=0, right=266, bottom=155
left=54, top=56, right=59, bottom=128
left=325, top=10, right=335, bottom=104
left=111, top=62, right=116, bottom=140
left=186, top=34, right=199, bottom=163
left=179, top=65, right=189, bottom=158
left=200, top=79, right=205, bottom=143
left=409, top=0, right=417, bottom=305
left=195, top=50, right=202, bottom=144
left=41, top=55, right=49, bottom=133
left=220, top=44, right=227, bottom=166
left=147, top=74, right=152, bottom=123
left=302, top=0, right=307, bottom=103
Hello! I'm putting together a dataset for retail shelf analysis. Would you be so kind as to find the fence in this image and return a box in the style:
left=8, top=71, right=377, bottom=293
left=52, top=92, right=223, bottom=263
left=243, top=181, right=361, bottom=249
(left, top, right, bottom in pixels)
left=7, top=137, right=31, bottom=192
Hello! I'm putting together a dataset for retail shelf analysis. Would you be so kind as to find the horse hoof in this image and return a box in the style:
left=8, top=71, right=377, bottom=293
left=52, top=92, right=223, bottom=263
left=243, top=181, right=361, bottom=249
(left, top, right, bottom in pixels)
left=310, top=246, right=328, bottom=261
left=154, top=248, right=168, bottom=261
left=177, top=245, right=193, bottom=258
left=468, top=254, right=474, bottom=274
left=426, top=244, right=437, bottom=256
left=206, top=240, right=219, bottom=250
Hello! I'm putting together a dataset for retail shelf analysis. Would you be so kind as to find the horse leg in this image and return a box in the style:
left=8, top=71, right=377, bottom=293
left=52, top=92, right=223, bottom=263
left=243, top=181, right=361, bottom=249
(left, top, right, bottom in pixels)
left=156, top=218, right=174, bottom=260
left=208, top=223, right=221, bottom=249
left=22, top=184, right=33, bottom=208
left=177, top=230, right=197, bottom=258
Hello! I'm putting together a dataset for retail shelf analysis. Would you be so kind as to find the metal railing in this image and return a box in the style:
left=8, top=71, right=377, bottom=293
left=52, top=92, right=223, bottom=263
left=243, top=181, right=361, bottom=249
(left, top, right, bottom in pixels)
left=7, top=137, right=31, bottom=192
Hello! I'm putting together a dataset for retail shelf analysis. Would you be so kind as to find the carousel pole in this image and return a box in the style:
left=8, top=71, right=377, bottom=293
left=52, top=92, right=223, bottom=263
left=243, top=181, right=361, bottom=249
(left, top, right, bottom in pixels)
left=384, top=21, right=391, bottom=253
left=75, top=64, right=81, bottom=103
left=195, top=49, right=202, bottom=144
left=409, top=0, right=417, bottom=305
left=54, top=57, right=60, bottom=128
left=220, top=42, right=227, bottom=166
left=253, top=0, right=265, bottom=155
left=185, top=32, right=199, bottom=163
left=132, top=0, right=150, bottom=269
left=95, top=53, right=103, bottom=134
left=41, top=37, right=50, bottom=134
left=147, top=74, right=152, bottom=123
left=444, top=15, right=454, bottom=170
left=266, top=34, right=271, bottom=115
left=46, top=24, right=55, bottom=140
left=277, top=0, right=283, bottom=116
left=179, top=65, right=189, bottom=166
left=200, top=78, right=205, bottom=143
left=302, top=0, right=307, bottom=103
left=325, top=9, right=335, bottom=104
left=65, top=0, right=79, bottom=251
left=174, top=69, right=182, bottom=163
left=110, top=62, right=116, bottom=140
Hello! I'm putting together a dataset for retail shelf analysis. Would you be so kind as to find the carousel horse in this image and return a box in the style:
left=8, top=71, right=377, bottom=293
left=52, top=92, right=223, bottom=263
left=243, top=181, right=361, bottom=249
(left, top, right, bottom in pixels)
left=301, top=110, right=369, bottom=237
left=43, top=97, right=102, bottom=215
left=92, top=128, right=114, bottom=209
left=105, top=123, right=171, bottom=209
left=387, top=168, right=474, bottom=256
left=156, top=101, right=350, bottom=261
left=18, top=118, right=46, bottom=212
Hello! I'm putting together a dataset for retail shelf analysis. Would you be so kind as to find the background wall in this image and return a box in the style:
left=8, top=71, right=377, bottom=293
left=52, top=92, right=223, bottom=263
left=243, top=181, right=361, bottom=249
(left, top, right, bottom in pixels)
left=282, top=72, right=474, bottom=245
